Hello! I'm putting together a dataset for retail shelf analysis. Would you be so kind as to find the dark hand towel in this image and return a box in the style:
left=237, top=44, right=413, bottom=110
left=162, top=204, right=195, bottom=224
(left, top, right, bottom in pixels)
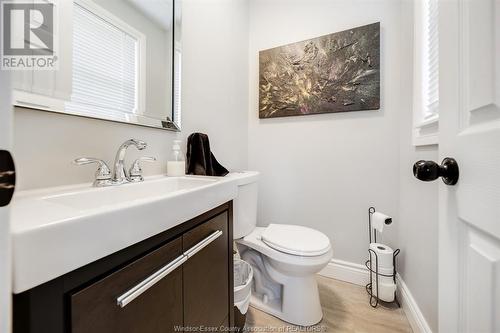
left=186, top=133, right=229, bottom=176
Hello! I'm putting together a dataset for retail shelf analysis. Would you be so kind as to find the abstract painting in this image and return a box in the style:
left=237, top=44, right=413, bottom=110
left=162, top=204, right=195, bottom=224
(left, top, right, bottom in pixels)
left=259, top=22, right=380, bottom=119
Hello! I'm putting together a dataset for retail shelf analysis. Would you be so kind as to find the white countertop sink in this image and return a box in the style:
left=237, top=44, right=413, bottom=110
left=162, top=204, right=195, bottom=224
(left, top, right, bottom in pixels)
left=11, top=175, right=238, bottom=293
left=43, top=177, right=218, bottom=211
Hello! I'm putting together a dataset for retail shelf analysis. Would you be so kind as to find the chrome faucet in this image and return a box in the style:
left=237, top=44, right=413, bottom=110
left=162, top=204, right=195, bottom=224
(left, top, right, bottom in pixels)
left=112, top=139, right=147, bottom=184
left=74, top=139, right=155, bottom=187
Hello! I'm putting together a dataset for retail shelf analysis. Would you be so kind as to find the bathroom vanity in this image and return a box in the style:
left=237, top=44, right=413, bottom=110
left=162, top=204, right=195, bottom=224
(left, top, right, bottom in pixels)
left=10, top=176, right=238, bottom=333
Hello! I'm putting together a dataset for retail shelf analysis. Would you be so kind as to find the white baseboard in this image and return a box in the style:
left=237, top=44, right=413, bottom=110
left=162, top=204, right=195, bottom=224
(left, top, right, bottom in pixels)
left=318, top=259, right=369, bottom=286
left=318, top=259, right=433, bottom=333
left=395, top=274, right=433, bottom=333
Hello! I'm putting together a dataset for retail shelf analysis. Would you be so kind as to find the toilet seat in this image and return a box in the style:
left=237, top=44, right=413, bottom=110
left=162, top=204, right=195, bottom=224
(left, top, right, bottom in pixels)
left=238, top=227, right=332, bottom=267
left=261, top=224, right=331, bottom=257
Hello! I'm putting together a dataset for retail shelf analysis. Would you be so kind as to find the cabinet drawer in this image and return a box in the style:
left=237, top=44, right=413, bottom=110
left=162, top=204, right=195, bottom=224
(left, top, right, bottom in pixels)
left=71, top=237, right=183, bottom=333
left=183, top=212, right=229, bottom=328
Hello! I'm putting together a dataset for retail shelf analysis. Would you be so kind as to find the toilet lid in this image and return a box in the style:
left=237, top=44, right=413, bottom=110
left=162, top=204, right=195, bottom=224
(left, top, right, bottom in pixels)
left=261, top=224, right=331, bottom=257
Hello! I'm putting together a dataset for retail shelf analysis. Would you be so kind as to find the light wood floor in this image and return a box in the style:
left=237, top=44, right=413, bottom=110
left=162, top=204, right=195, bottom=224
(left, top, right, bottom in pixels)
left=245, top=275, right=413, bottom=333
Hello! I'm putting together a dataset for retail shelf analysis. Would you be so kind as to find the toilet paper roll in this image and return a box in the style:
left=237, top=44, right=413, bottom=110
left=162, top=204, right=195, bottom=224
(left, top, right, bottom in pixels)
left=376, top=266, right=394, bottom=276
left=369, top=243, right=394, bottom=270
left=371, top=212, right=392, bottom=233
left=371, top=280, right=396, bottom=302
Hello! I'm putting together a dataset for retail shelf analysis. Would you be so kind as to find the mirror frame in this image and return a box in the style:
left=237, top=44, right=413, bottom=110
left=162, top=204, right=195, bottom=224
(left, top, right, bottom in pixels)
left=13, top=0, right=182, bottom=132
left=171, top=0, right=182, bottom=131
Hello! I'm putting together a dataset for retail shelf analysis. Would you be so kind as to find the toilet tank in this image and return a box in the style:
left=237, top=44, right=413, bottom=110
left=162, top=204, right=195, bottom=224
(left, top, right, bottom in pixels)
left=228, top=171, right=259, bottom=239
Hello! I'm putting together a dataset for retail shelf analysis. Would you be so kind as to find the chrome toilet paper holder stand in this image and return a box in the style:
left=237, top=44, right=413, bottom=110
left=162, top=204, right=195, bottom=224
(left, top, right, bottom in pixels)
left=365, top=206, right=401, bottom=308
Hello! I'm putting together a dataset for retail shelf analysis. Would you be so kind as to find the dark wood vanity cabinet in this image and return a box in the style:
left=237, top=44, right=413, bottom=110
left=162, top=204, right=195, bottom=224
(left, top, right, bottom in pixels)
left=70, top=237, right=184, bottom=333
left=183, top=212, right=229, bottom=328
left=13, top=202, right=234, bottom=333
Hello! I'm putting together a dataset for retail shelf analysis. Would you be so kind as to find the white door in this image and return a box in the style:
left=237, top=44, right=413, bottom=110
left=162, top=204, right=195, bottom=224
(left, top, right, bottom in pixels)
left=0, top=41, right=14, bottom=333
left=0, top=77, right=14, bottom=333
left=438, top=0, right=500, bottom=332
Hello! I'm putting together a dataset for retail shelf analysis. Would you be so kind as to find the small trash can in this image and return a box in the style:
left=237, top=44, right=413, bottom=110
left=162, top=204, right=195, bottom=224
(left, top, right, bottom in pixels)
left=234, top=259, right=253, bottom=331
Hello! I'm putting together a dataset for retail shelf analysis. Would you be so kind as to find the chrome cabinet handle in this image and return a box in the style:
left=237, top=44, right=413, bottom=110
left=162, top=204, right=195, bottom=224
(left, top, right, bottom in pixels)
left=117, top=254, right=187, bottom=308
left=116, top=230, right=222, bottom=308
left=184, top=230, right=223, bottom=259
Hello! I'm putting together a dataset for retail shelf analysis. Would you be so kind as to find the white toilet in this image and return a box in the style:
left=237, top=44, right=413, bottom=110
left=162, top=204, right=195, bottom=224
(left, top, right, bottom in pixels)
left=229, top=171, right=333, bottom=326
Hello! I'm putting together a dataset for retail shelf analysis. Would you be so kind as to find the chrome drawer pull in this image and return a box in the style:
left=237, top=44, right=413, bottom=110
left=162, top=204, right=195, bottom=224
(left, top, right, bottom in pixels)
left=184, top=230, right=223, bottom=259
left=117, top=254, right=187, bottom=308
left=116, top=230, right=222, bottom=308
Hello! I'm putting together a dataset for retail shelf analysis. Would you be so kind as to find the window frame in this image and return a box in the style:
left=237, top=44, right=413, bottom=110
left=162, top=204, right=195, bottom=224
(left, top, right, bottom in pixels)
left=412, top=0, right=439, bottom=146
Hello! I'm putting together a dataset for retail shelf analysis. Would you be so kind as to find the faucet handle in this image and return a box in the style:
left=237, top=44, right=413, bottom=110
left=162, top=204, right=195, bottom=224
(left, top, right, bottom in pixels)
left=74, top=158, right=112, bottom=187
left=129, top=157, right=156, bottom=182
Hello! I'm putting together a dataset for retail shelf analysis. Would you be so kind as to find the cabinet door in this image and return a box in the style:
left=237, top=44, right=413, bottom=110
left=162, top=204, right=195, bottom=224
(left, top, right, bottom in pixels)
left=71, top=237, right=183, bottom=333
left=183, top=212, right=230, bottom=329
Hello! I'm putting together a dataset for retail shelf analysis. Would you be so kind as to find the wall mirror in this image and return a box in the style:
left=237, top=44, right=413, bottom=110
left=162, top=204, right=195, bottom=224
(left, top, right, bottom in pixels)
left=11, top=0, right=182, bottom=131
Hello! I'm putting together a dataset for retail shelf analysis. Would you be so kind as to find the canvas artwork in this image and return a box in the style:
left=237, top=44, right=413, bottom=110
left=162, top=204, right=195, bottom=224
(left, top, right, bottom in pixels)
left=259, top=22, right=380, bottom=119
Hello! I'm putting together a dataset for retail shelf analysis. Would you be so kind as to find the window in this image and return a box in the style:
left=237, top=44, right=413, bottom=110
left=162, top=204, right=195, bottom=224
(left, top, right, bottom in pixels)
left=173, top=41, right=182, bottom=127
left=413, top=0, right=439, bottom=146
left=423, top=0, right=439, bottom=120
left=66, top=0, right=146, bottom=120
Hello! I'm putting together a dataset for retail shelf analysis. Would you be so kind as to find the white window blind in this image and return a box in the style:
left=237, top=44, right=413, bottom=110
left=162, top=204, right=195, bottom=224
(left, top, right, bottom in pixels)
left=66, top=2, right=138, bottom=119
left=423, top=0, right=439, bottom=120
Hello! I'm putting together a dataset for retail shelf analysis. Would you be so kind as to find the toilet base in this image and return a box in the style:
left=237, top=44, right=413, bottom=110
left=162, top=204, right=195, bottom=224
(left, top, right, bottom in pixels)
left=242, top=249, right=324, bottom=326
left=248, top=274, right=323, bottom=327
left=236, top=228, right=331, bottom=327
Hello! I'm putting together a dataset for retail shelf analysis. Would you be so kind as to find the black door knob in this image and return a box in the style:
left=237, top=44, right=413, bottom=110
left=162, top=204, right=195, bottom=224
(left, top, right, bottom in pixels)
left=413, top=157, right=459, bottom=185
left=0, top=150, right=15, bottom=207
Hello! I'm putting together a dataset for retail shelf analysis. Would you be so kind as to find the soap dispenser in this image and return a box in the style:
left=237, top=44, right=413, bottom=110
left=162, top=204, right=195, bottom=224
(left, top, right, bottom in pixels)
left=167, top=140, right=186, bottom=176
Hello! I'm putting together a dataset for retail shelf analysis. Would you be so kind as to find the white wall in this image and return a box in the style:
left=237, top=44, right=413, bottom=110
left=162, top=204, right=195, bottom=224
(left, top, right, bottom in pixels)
left=181, top=0, right=249, bottom=171
left=248, top=0, right=401, bottom=265
left=12, top=0, right=249, bottom=190
left=395, top=1, right=438, bottom=331
left=247, top=1, right=438, bottom=330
